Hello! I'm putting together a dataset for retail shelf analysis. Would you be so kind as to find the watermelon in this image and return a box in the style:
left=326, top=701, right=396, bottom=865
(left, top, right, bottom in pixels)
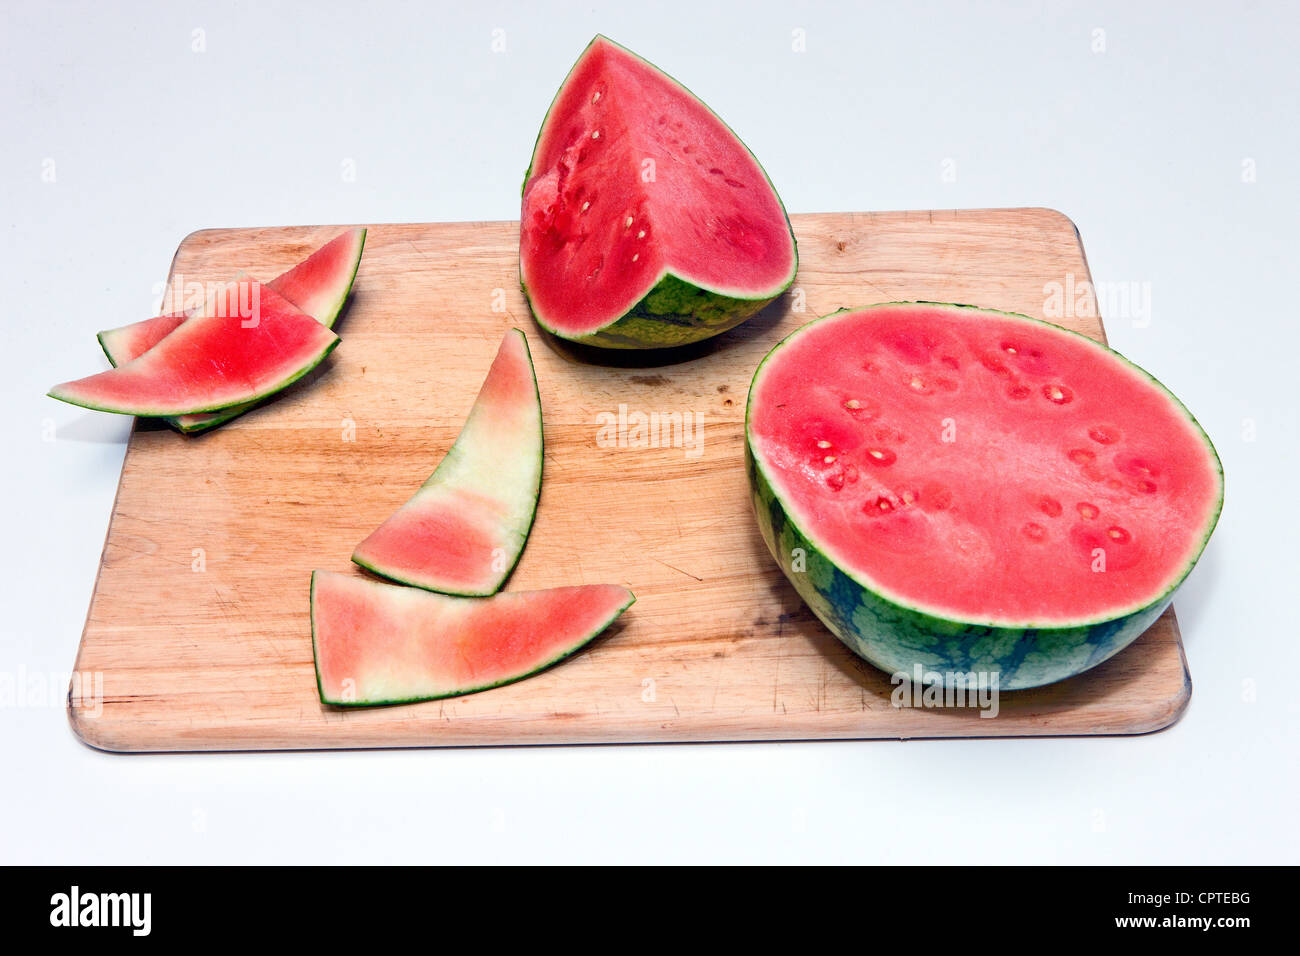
left=96, top=227, right=366, bottom=432
left=351, top=329, right=543, bottom=596
left=311, top=571, right=635, bottom=706
left=746, top=302, right=1224, bottom=690
left=49, top=279, right=340, bottom=416
left=520, top=35, right=797, bottom=349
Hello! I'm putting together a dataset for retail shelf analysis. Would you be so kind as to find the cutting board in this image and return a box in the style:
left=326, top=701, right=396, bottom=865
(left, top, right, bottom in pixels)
left=68, top=209, right=1192, bottom=751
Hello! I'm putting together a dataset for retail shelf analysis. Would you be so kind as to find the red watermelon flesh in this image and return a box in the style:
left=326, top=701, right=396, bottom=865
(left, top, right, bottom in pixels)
left=97, top=228, right=366, bottom=368
left=311, top=571, right=635, bottom=705
left=49, top=280, right=339, bottom=416
left=520, top=36, right=796, bottom=342
left=351, top=329, right=543, bottom=596
left=96, top=311, right=191, bottom=365
left=747, top=303, right=1223, bottom=626
left=95, top=228, right=366, bottom=432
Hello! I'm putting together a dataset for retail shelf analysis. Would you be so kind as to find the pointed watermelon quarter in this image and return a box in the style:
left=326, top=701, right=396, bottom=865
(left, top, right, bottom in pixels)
left=520, top=35, right=798, bottom=349
left=96, top=228, right=366, bottom=432
left=49, top=279, right=339, bottom=416
left=311, top=571, right=635, bottom=706
left=351, top=328, right=543, bottom=596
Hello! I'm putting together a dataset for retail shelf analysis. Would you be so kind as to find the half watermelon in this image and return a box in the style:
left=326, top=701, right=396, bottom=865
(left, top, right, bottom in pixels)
left=351, top=329, right=543, bottom=596
left=520, top=35, right=797, bottom=349
left=49, top=279, right=340, bottom=416
left=311, top=571, right=635, bottom=706
left=96, top=227, right=366, bottom=432
left=746, top=302, right=1224, bottom=690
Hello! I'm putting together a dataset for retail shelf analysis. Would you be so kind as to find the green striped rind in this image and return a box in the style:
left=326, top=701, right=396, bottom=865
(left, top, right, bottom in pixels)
left=519, top=34, right=797, bottom=349
left=522, top=271, right=782, bottom=349
left=747, top=447, right=1171, bottom=690
left=744, top=302, right=1225, bottom=691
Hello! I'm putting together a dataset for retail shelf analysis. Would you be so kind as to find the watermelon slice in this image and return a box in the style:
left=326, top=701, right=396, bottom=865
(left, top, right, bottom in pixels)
left=520, top=35, right=797, bottom=349
left=311, top=571, right=635, bottom=706
left=746, top=302, right=1224, bottom=690
left=351, top=329, right=543, bottom=596
left=49, top=280, right=340, bottom=416
left=96, top=227, right=366, bottom=432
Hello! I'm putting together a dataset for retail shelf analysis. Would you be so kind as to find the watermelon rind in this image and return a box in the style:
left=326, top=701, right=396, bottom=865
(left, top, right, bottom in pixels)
left=310, top=571, right=636, bottom=707
left=520, top=35, right=798, bottom=349
left=95, top=228, right=366, bottom=433
left=746, top=302, right=1225, bottom=691
left=350, top=329, right=544, bottom=597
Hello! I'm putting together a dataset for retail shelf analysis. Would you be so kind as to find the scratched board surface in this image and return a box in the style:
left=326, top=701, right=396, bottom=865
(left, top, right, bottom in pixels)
left=69, top=209, right=1191, bottom=751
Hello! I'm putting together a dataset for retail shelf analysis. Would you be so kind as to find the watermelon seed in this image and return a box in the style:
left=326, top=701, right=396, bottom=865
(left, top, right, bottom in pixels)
left=908, top=375, right=928, bottom=392
left=1088, top=425, right=1120, bottom=444
left=901, top=489, right=917, bottom=505
left=867, top=496, right=894, bottom=515
left=816, top=440, right=832, bottom=448
left=1068, top=448, right=1095, bottom=465
left=1002, top=343, right=1019, bottom=355
left=625, top=216, right=633, bottom=228
left=637, top=230, right=646, bottom=239
left=1107, top=526, right=1131, bottom=543
left=823, top=455, right=836, bottom=464
left=827, top=471, right=845, bottom=491
left=1022, top=522, right=1046, bottom=541
left=1044, top=384, right=1074, bottom=404
left=592, top=91, right=601, bottom=103
left=1077, top=502, right=1099, bottom=520
left=866, top=447, right=896, bottom=466
left=1039, top=496, right=1063, bottom=518
left=591, top=130, right=600, bottom=139
left=581, top=201, right=591, bottom=212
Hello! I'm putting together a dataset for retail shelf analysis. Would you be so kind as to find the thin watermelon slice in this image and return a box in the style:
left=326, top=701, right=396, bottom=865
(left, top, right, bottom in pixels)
left=311, top=571, right=635, bottom=706
left=520, top=35, right=797, bottom=349
left=49, top=280, right=340, bottom=416
left=352, top=329, right=543, bottom=596
left=746, top=302, right=1224, bottom=690
left=96, top=227, right=366, bottom=432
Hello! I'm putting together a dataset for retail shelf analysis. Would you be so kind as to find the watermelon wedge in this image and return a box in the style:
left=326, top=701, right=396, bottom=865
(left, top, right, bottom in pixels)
left=49, top=280, right=340, bottom=416
left=520, top=35, right=797, bottom=349
left=351, top=329, right=543, bottom=596
left=96, top=227, right=366, bottom=432
left=746, top=302, right=1224, bottom=690
left=311, top=571, right=635, bottom=706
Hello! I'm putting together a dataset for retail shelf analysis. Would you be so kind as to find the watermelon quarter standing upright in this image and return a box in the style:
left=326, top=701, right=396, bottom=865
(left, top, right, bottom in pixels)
left=520, top=36, right=798, bottom=349
left=746, top=303, right=1224, bottom=690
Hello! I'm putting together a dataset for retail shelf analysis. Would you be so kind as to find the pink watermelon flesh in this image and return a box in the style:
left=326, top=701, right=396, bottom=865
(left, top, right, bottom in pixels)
left=311, top=571, right=635, bottom=705
left=95, top=228, right=366, bottom=431
left=49, top=280, right=339, bottom=416
left=747, top=303, right=1224, bottom=625
left=520, top=35, right=796, bottom=338
left=351, top=329, right=543, bottom=596
left=97, top=311, right=191, bottom=365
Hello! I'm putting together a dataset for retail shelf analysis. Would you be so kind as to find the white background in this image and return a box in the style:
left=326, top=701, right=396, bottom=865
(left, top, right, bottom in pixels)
left=3, top=1, right=1297, bottom=863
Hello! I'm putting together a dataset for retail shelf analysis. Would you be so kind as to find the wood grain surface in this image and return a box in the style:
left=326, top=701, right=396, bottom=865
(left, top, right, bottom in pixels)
left=67, top=209, right=1192, bottom=751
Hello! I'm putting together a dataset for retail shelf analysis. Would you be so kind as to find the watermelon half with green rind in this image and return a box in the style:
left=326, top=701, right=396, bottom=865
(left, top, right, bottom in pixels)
left=520, top=35, right=797, bottom=349
left=49, top=279, right=340, bottom=417
left=310, top=571, right=635, bottom=706
left=96, top=227, right=366, bottom=432
left=746, top=302, right=1224, bottom=690
left=351, top=328, right=543, bottom=597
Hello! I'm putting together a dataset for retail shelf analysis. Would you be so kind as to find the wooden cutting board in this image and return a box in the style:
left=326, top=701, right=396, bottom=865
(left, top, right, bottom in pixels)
left=68, top=209, right=1192, bottom=751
